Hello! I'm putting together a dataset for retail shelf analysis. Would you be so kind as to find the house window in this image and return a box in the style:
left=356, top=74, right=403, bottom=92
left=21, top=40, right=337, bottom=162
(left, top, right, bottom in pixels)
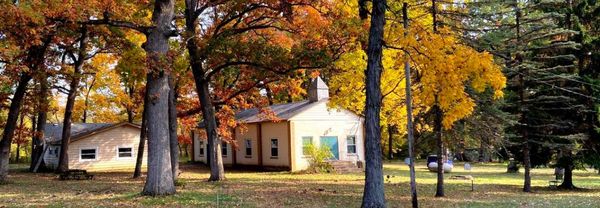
left=302, top=136, right=313, bottom=155
left=271, top=139, right=278, bottom=157
left=199, top=141, right=205, bottom=157
left=245, top=139, right=252, bottom=156
left=80, top=148, right=97, bottom=161
left=222, top=142, right=228, bottom=157
left=118, top=147, right=133, bottom=158
left=347, top=135, right=357, bottom=154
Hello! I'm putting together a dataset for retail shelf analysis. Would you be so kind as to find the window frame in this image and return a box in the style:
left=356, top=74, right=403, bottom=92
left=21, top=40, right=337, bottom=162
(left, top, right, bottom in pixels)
left=346, top=135, right=357, bottom=154
left=244, top=139, right=252, bottom=157
left=79, top=147, right=98, bottom=162
left=221, top=141, right=228, bottom=157
left=302, top=136, right=313, bottom=156
left=270, top=138, right=279, bottom=158
left=116, top=146, right=134, bottom=159
left=198, top=140, right=205, bottom=157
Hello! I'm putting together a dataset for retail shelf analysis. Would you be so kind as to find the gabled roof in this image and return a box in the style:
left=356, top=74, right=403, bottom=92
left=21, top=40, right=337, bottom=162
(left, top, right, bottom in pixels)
left=45, top=122, right=140, bottom=144
left=235, top=100, right=317, bottom=123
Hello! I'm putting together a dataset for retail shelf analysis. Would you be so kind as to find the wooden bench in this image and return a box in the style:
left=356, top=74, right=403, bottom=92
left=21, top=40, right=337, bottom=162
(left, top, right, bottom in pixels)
left=59, top=169, right=94, bottom=180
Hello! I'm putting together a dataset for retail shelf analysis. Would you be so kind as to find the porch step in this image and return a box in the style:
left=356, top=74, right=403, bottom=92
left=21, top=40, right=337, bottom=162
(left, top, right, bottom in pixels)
left=328, top=160, right=363, bottom=174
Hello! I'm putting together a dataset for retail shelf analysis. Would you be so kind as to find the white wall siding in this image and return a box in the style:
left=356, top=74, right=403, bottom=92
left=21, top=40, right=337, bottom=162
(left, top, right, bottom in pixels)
left=65, top=125, right=148, bottom=171
left=289, top=100, right=365, bottom=171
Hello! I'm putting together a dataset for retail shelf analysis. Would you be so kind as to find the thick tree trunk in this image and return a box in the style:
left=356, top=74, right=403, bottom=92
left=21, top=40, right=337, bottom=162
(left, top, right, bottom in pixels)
left=168, top=77, right=179, bottom=182
left=133, top=87, right=149, bottom=178
left=57, top=27, right=88, bottom=173
left=559, top=152, right=576, bottom=189
left=360, top=0, right=386, bottom=206
left=185, top=1, right=225, bottom=181
left=30, top=76, right=49, bottom=172
left=434, top=97, right=445, bottom=197
left=0, top=74, right=32, bottom=182
left=198, top=79, right=225, bottom=181
left=141, top=0, right=176, bottom=196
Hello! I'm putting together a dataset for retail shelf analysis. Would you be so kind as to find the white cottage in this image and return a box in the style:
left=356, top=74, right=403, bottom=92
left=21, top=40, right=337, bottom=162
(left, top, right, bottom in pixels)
left=42, top=122, right=147, bottom=171
left=191, top=77, right=365, bottom=171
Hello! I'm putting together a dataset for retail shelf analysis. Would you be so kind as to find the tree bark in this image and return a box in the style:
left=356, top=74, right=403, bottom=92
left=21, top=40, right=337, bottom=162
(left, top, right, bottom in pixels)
left=30, top=75, right=49, bottom=172
left=0, top=74, right=32, bottom=182
left=81, top=76, right=95, bottom=123
left=185, top=0, right=225, bottom=181
left=127, top=85, right=135, bottom=123
left=434, top=96, right=445, bottom=197
left=559, top=151, right=576, bottom=189
left=141, top=0, right=176, bottom=196
left=387, top=125, right=395, bottom=160
left=360, top=0, right=386, bottom=206
left=133, top=87, right=149, bottom=178
left=403, top=3, right=418, bottom=207
left=15, top=113, right=25, bottom=163
left=0, top=34, right=51, bottom=181
left=168, top=77, right=179, bottom=182
left=57, top=26, right=88, bottom=173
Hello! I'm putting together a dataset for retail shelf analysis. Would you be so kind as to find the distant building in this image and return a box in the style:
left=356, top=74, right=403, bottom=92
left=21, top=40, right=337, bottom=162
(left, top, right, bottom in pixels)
left=191, top=77, right=365, bottom=171
left=43, top=122, right=147, bottom=171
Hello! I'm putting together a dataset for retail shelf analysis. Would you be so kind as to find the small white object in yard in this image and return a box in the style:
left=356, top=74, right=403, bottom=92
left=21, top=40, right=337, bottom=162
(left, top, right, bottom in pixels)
left=427, top=162, right=453, bottom=173
left=404, top=158, right=411, bottom=165
left=464, top=163, right=472, bottom=171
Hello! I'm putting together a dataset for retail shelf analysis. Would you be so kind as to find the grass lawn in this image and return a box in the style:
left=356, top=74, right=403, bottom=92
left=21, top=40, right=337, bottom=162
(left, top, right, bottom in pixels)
left=1, top=161, right=599, bottom=207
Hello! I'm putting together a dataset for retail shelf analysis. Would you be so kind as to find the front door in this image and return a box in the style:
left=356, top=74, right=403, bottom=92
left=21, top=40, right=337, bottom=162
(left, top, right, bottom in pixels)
left=320, top=136, right=339, bottom=160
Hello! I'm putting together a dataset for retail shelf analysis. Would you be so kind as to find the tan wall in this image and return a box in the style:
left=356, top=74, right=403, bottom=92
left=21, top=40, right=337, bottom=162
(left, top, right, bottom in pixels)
left=260, top=122, right=290, bottom=167
left=67, top=125, right=147, bottom=171
left=234, top=124, right=259, bottom=165
left=290, top=101, right=365, bottom=171
left=192, top=131, right=233, bottom=165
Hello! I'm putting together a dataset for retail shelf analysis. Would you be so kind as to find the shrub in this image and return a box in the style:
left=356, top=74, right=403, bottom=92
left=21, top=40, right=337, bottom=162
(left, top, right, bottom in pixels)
left=305, top=144, right=334, bottom=173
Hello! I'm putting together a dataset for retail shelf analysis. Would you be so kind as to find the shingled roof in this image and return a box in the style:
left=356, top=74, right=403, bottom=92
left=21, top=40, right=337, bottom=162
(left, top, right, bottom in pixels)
left=45, top=122, right=140, bottom=144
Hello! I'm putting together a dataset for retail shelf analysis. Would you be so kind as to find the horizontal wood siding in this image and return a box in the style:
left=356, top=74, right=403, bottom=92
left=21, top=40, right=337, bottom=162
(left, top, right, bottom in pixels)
left=67, top=125, right=147, bottom=171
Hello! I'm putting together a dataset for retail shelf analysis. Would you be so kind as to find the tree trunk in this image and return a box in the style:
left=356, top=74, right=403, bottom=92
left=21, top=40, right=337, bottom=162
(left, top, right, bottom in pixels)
left=522, top=141, right=531, bottom=192
left=15, top=112, right=25, bottom=163
left=57, top=27, right=88, bottom=173
left=133, top=87, right=149, bottom=178
left=403, top=3, right=418, bottom=207
left=387, top=124, right=395, bottom=160
left=434, top=96, right=445, bottom=197
left=185, top=1, right=225, bottom=182
left=360, top=0, right=386, bottom=206
left=127, top=85, right=135, bottom=123
left=0, top=73, right=32, bottom=182
left=141, top=0, right=176, bottom=196
left=478, top=138, right=485, bottom=162
left=168, top=77, right=179, bottom=182
left=559, top=152, right=576, bottom=189
left=29, top=115, right=37, bottom=170
left=82, top=76, right=95, bottom=123
left=30, top=75, right=49, bottom=172
left=198, top=79, right=225, bottom=181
